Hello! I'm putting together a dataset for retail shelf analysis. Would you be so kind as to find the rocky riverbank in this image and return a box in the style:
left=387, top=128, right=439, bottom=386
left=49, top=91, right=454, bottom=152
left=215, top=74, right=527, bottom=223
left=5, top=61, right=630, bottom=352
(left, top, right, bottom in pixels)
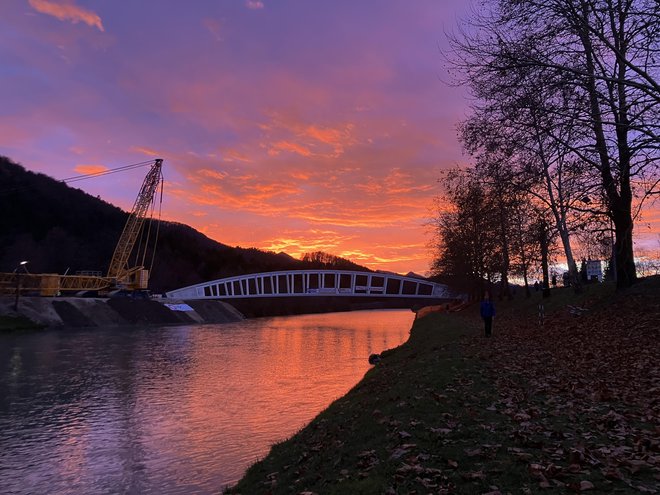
left=0, top=296, right=244, bottom=329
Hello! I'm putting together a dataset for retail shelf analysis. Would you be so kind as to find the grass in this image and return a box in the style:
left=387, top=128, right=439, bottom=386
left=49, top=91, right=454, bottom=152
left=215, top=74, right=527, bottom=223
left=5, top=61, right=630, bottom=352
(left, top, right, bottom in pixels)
left=0, top=314, right=44, bottom=331
left=493, top=281, right=616, bottom=318
left=227, top=279, right=658, bottom=494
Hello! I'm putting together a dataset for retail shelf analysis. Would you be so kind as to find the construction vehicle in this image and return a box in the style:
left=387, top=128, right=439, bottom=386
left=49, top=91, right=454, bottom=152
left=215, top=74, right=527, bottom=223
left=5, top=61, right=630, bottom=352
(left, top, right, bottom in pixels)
left=0, top=159, right=164, bottom=296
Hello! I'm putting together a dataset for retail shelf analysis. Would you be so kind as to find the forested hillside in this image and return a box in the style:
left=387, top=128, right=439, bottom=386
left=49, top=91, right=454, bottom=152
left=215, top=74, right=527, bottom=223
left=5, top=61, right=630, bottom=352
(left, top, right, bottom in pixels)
left=0, top=156, right=368, bottom=292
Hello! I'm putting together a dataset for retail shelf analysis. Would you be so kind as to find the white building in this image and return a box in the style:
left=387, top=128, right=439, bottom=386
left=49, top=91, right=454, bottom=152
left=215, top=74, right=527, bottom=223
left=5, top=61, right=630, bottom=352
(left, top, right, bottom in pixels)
left=586, top=260, right=603, bottom=282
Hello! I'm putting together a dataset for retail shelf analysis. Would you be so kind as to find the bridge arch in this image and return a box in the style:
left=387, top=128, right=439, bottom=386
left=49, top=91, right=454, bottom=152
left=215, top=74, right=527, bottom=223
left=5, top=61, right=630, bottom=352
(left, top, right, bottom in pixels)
left=165, top=270, right=451, bottom=300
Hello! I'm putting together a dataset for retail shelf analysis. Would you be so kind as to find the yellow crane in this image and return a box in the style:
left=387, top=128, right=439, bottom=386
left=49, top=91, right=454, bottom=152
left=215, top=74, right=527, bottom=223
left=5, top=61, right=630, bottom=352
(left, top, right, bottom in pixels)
left=106, top=158, right=163, bottom=290
left=0, top=159, right=164, bottom=296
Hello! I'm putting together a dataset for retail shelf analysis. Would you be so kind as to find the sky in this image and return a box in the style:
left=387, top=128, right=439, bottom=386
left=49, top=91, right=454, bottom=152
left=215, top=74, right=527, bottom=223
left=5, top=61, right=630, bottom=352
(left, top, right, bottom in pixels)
left=1, top=0, right=657, bottom=275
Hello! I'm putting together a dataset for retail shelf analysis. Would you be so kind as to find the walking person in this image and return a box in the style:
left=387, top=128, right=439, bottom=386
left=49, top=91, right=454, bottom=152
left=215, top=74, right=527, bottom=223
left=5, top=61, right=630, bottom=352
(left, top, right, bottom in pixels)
left=480, top=290, right=496, bottom=337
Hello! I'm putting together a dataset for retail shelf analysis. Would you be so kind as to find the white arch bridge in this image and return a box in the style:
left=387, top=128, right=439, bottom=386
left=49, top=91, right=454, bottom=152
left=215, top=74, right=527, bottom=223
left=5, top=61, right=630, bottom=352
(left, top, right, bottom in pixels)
left=165, top=270, right=452, bottom=300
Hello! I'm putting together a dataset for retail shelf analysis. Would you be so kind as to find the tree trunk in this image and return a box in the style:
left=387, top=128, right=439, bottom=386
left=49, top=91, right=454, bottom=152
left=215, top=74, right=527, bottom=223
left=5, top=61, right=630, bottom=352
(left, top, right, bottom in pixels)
left=498, top=202, right=511, bottom=299
left=578, top=0, right=637, bottom=288
left=613, top=208, right=637, bottom=288
left=517, top=212, right=532, bottom=298
left=557, top=224, right=581, bottom=293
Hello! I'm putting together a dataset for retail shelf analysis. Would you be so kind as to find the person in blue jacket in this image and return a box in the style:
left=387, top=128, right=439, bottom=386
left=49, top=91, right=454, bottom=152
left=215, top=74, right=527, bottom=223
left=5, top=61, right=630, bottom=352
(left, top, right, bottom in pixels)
left=480, top=290, right=496, bottom=337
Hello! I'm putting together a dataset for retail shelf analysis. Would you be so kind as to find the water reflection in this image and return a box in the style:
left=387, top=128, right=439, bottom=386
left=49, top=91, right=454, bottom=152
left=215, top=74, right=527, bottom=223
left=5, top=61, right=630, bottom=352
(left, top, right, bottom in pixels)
left=0, top=309, right=412, bottom=494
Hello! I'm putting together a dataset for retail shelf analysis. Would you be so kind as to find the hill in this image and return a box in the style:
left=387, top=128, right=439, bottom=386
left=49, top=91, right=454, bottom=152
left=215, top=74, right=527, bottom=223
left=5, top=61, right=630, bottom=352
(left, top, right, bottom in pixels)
left=0, top=156, right=368, bottom=293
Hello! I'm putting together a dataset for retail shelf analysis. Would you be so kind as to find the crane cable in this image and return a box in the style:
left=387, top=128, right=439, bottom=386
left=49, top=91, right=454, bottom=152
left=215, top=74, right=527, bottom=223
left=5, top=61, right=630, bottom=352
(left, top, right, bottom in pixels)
left=60, top=160, right=155, bottom=183
left=0, top=159, right=156, bottom=196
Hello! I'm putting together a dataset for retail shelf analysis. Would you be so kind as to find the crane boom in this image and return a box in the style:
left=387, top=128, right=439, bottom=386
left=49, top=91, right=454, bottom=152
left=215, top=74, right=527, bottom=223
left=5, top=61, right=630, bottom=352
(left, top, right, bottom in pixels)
left=107, top=158, right=163, bottom=285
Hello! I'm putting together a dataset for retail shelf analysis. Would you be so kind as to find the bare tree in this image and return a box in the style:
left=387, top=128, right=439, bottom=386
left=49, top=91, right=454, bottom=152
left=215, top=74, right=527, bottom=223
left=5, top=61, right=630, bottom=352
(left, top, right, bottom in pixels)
left=432, top=169, right=502, bottom=298
left=448, top=0, right=660, bottom=288
left=509, top=194, right=539, bottom=297
left=459, top=84, right=591, bottom=292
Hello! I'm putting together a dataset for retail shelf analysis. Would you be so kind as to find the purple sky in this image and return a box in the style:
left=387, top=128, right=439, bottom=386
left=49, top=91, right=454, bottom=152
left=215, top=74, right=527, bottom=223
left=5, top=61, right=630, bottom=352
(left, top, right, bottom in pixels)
left=1, top=1, right=657, bottom=274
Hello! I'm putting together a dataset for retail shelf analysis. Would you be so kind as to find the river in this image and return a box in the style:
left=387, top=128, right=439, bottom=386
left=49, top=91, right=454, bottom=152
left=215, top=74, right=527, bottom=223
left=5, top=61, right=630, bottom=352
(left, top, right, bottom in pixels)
left=0, top=309, right=413, bottom=494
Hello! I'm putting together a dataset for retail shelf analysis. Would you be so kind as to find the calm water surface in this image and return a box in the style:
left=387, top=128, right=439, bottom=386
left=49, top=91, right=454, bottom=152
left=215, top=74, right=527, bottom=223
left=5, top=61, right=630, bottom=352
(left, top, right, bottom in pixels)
left=0, top=309, right=413, bottom=494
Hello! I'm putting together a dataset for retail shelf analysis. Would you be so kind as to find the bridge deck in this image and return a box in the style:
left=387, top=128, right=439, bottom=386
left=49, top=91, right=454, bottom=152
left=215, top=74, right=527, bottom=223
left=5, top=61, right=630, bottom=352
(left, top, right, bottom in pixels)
left=166, top=270, right=451, bottom=300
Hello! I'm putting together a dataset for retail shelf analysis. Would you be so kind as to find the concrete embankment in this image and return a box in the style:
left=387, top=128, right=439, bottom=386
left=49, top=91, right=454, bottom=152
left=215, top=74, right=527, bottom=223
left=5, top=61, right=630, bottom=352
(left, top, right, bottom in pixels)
left=1, top=295, right=455, bottom=328
left=0, top=296, right=244, bottom=328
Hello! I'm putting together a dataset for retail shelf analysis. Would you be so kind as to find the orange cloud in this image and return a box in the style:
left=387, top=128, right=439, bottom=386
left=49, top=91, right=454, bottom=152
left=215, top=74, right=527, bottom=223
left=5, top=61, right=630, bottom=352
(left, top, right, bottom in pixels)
left=74, top=164, right=107, bottom=175
left=181, top=168, right=302, bottom=211
left=268, top=141, right=313, bottom=157
left=155, top=143, right=445, bottom=273
left=356, top=168, right=435, bottom=196
left=198, top=168, right=229, bottom=180
left=290, top=171, right=311, bottom=181
left=221, top=148, right=253, bottom=163
left=251, top=230, right=430, bottom=273
left=257, top=111, right=358, bottom=159
left=338, top=249, right=415, bottom=265
left=171, top=159, right=438, bottom=231
left=28, top=0, right=104, bottom=31
left=259, top=230, right=355, bottom=259
left=304, top=125, right=344, bottom=145
left=163, top=176, right=438, bottom=274
left=302, top=124, right=355, bottom=156
left=131, top=146, right=160, bottom=157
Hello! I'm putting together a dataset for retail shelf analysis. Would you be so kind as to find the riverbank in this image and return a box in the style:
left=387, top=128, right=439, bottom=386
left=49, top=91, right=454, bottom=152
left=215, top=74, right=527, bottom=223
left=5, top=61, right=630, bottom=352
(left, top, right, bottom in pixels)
left=0, top=294, right=454, bottom=329
left=0, top=296, right=244, bottom=329
left=228, top=277, right=659, bottom=494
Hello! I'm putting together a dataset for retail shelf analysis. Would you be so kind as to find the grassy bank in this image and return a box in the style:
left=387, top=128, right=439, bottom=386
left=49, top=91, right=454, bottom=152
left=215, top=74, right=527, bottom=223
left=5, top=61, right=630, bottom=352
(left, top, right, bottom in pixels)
left=227, top=278, right=659, bottom=494
left=0, top=314, right=43, bottom=331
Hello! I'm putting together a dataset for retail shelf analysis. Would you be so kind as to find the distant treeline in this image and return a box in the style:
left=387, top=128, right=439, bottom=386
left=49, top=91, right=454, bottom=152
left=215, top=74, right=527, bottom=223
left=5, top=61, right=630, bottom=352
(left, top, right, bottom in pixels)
left=0, top=156, right=368, bottom=293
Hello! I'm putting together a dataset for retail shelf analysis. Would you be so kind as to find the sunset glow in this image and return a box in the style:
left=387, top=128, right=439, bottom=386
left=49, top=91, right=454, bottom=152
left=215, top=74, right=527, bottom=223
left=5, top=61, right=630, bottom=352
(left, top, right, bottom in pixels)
left=1, top=1, right=657, bottom=274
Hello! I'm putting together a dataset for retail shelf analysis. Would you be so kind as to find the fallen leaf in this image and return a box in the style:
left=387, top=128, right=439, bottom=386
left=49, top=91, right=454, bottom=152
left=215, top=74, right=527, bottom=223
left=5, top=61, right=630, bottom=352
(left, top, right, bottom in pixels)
left=579, top=480, right=595, bottom=491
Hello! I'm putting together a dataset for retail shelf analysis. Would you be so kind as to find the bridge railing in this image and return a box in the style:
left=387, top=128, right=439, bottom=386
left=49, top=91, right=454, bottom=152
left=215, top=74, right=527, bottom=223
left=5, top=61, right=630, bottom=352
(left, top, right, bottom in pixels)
left=165, top=270, right=451, bottom=300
